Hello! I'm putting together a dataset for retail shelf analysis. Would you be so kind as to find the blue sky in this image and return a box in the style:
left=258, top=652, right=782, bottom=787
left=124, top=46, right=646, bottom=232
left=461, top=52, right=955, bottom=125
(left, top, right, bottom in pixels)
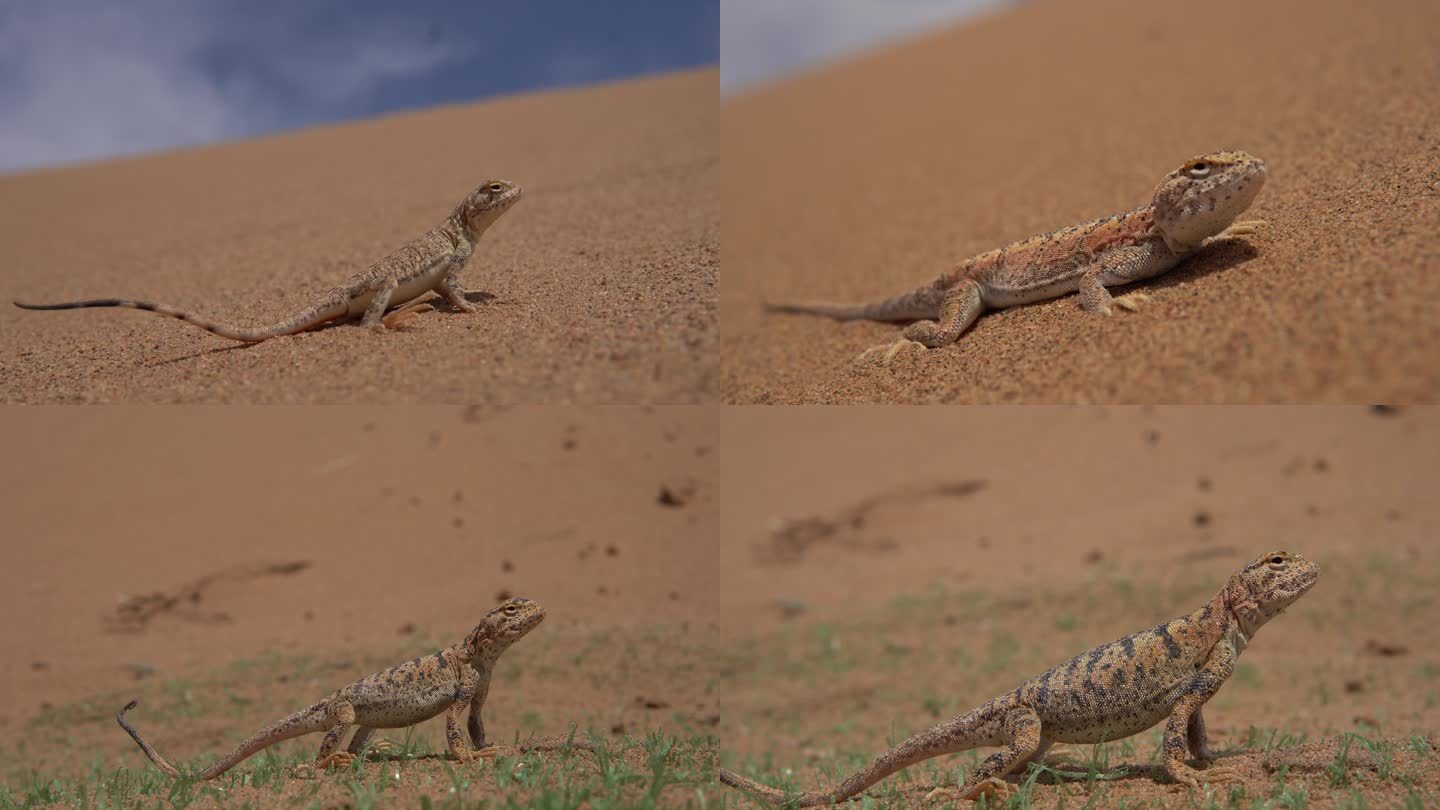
left=721, top=0, right=1008, bottom=95
left=0, top=0, right=718, bottom=174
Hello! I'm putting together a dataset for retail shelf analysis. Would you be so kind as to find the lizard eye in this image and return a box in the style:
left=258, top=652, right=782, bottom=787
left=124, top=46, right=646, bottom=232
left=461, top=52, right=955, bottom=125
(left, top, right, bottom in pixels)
left=1268, top=555, right=1286, bottom=566
left=1186, top=162, right=1211, bottom=178
left=489, top=182, right=505, bottom=193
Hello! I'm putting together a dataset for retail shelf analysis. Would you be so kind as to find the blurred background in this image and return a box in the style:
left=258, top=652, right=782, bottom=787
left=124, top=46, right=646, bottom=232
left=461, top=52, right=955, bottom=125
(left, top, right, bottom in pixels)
left=0, top=0, right=719, bottom=174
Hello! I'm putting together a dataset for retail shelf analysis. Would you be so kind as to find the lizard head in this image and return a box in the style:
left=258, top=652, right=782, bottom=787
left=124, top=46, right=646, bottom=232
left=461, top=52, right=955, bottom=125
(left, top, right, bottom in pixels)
left=459, top=179, right=522, bottom=235
left=465, top=596, right=546, bottom=662
left=1224, top=550, right=1319, bottom=638
left=1151, top=150, right=1266, bottom=252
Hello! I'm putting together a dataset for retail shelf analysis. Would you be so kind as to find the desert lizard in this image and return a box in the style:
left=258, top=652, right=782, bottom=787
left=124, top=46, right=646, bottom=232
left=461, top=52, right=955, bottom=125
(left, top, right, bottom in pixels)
left=767, top=150, right=1267, bottom=362
left=14, top=180, right=521, bottom=342
left=117, top=597, right=574, bottom=779
left=720, top=550, right=1319, bottom=805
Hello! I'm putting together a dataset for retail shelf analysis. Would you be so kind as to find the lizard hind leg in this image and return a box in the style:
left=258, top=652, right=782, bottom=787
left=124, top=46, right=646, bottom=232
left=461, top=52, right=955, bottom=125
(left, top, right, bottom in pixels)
left=856, top=280, right=984, bottom=365
left=298, top=700, right=358, bottom=776
left=924, top=706, right=1041, bottom=804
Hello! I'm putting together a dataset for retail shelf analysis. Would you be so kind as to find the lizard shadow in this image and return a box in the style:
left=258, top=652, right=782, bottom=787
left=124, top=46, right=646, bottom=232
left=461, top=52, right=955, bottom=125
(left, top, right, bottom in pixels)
left=427, top=289, right=498, bottom=313
left=1133, top=238, right=1261, bottom=295
left=892, top=750, right=1253, bottom=799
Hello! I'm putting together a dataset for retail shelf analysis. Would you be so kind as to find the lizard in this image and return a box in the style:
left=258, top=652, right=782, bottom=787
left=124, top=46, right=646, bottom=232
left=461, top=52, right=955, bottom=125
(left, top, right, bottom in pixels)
left=116, top=596, right=569, bottom=780
left=13, top=179, right=521, bottom=342
left=720, top=550, right=1319, bottom=806
left=765, top=150, right=1267, bottom=363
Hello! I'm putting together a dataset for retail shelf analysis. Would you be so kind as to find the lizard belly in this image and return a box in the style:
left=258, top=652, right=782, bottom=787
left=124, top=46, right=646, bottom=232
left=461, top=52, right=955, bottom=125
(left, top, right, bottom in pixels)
left=344, top=260, right=451, bottom=317
left=980, top=273, right=1083, bottom=309
left=350, top=676, right=457, bottom=728
left=1039, top=675, right=1191, bottom=744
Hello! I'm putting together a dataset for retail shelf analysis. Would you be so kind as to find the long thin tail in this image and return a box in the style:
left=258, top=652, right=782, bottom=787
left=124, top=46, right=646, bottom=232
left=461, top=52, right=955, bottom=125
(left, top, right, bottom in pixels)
left=764, top=285, right=946, bottom=323
left=718, top=711, right=986, bottom=806
left=118, top=699, right=328, bottom=780
left=14, top=297, right=345, bottom=342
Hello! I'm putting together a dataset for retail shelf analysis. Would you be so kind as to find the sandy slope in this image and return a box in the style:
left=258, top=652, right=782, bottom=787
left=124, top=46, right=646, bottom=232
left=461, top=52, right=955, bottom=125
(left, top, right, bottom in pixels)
left=721, top=0, right=1440, bottom=403
left=0, top=68, right=717, bottom=404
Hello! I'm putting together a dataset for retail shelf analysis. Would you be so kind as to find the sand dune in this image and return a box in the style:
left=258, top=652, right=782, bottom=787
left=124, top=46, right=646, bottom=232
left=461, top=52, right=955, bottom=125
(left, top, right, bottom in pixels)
left=0, top=68, right=717, bottom=404
left=721, top=0, right=1440, bottom=403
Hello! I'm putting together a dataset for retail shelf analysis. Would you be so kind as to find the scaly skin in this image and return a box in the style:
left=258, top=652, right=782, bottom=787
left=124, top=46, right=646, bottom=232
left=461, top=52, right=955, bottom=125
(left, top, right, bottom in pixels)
left=14, top=180, right=521, bottom=342
left=720, top=551, right=1319, bottom=806
left=766, top=151, right=1268, bottom=363
left=117, top=597, right=557, bottom=779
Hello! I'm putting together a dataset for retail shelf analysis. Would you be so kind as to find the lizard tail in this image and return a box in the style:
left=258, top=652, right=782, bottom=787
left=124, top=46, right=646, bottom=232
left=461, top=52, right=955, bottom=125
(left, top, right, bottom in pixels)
left=116, top=700, right=182, bottom=778
left=118, top=699, right=330, bottom=780
left=719, top=710, right=987, bottom=806
left=13, top=298, right=344, bottom=343
left=764, top=286, right=947, bottom=323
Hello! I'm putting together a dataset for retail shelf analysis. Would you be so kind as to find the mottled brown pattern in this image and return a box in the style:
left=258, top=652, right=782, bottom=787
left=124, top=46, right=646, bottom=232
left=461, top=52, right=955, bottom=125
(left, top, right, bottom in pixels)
left=117, top=597, right=548, bottom=780
left=13, top=180, right=521, bottom=342
left=720, top=551, right=1319, bottom=806
left=766, top=151, right=1267, bottom=363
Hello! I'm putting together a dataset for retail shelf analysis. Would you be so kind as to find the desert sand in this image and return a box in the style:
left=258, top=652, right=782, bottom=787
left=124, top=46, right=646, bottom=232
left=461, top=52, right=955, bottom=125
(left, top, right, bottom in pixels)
left=718, top=406, right=1439, bottom=805
left=0, top=406, right=718, bottom=803
left=721, top=0, right=1440, bottom=403
left=0, top=68, right=717, bottom=404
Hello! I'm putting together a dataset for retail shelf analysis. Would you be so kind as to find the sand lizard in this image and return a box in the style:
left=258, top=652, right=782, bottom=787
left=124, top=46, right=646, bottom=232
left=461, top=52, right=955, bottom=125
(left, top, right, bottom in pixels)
left=720, top=550, right=1319, bottom=805
left=117, top=597, right=558, bottom=779
left=768, top=150, right=1267, bottom=363
left=14, top=180, right=521, bottom=342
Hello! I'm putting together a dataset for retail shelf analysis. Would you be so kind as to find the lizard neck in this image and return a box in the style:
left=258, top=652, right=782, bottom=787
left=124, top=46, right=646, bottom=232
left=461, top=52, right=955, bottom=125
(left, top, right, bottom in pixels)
left=443, top=214, right=480, bottom=249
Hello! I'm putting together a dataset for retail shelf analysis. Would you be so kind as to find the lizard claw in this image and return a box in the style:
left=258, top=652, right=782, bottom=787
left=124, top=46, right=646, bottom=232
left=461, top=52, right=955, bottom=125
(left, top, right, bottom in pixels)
left=856, top=339, right=925, bottom=365
left=1113, top=292, right=1151, bottom=312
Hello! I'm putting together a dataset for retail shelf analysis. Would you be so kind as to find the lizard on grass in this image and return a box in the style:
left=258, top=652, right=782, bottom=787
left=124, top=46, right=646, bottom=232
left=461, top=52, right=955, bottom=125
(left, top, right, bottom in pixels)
left=767, top=150, right=1267, bottom=363
left=14, top=180, right=521, bottom=342
left=117, top=597, right=566, bottom=779
left=720, top=550, right=1319, bottom=806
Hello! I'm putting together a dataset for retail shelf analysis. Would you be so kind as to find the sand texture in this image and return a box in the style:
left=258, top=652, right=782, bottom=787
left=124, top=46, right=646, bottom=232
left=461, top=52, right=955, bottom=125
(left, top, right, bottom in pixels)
left=0, top=68, right=717, bottom=404
left=718, top=405, right=1440, bottom=805
left=721, top=0, right=1440, bottom=403
left=1, top=405, right=719, bottom=802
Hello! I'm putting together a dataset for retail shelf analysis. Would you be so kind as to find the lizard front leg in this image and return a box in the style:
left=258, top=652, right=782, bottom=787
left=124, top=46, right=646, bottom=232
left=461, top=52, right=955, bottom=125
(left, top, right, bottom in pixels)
left=467, top=674, right=491, bottom=750
left=1078, top=243, right=1177, bottom=316
left=1187, top=707, right=1214, bottom=763
left=438, top=241, right=478, bottom=313
left=1163, top=642, right=1240, bottom=788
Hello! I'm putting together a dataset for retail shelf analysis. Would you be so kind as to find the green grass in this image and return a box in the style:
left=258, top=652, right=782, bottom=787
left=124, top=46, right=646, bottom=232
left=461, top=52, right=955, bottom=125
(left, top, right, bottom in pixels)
left=0, top=730, right=716, bottom=809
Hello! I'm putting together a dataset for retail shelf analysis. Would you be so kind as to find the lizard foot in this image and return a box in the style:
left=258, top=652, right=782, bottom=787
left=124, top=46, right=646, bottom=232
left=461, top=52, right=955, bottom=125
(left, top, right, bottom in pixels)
left=925, top=777, right=1014, bottom=805
left=1168, top=762, right=1241, bottom=788
left=381, top=303, right=435, bottom=330
left=295, top=751, right=356, bottom=777
left=856, top=339, right=926, bottom=365
left=1203, top=219, right=1266, bottom=248
left=454, top=745, right=515, bottom=763
left=1113, top=292, right=1152, bottom=312
left=358, top=737, right=400, bottom=756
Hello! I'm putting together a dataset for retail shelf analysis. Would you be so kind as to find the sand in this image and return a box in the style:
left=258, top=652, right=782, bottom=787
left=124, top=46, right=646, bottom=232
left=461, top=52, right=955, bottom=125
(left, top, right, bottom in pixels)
left=0, top=68, right=717, bottom=404
left=721, top=0, right=1440, bottom=403
left=718, top=405, right=1440, bottom=805
left=0, top=406, right=719, bottom=783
